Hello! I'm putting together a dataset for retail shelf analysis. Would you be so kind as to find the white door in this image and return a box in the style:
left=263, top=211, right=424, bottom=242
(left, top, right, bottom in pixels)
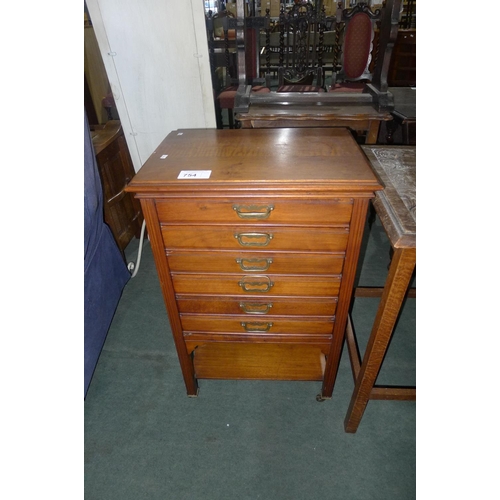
left=86, top=0, right=216, bottom=171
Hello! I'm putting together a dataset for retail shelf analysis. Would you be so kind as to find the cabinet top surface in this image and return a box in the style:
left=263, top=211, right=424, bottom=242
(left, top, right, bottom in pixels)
left=126, top=128, right=382, bottom=194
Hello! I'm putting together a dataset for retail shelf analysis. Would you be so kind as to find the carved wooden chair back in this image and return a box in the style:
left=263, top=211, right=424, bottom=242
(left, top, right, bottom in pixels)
left=330, top=1, right=384, bottom=92
left=259, top=31, right=281, bottom=78
left=321, top=30, right=337, bottom=76
left=262, top=1, right=329, bottom=91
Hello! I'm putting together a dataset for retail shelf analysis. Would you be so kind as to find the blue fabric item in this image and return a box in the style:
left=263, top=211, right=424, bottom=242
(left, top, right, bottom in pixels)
left=84, top=112, right=130, bottom=397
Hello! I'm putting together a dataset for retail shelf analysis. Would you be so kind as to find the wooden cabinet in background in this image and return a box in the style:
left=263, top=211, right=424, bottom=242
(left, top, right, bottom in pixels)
left=92, top=121, right=143, bottom=253
left=388, top=29, right=416, bottom=87
left=126, top=128, right=382, bottom=400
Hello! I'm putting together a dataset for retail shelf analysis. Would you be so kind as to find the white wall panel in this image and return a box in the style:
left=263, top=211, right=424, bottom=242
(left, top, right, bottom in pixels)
left=86, top=0, right=216, bottom=172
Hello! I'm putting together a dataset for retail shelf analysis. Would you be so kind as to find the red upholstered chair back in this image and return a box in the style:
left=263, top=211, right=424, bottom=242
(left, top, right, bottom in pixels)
left=343, top=12, right=373, bottom=79
left=330, top=1, right=383, bottom=92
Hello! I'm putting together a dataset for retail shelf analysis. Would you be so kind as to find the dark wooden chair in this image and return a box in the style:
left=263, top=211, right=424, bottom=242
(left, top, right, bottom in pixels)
left=329, top=1, right=384, bottom=93
left=206, top=9, right=269, bottom=129
left=261, top=2, right=330, bottom=92
left=235, top=0, right=402, bottom=116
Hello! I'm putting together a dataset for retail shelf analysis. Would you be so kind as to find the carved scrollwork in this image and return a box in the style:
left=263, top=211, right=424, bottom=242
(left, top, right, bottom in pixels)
left=341, top=2, right=382, bottom=20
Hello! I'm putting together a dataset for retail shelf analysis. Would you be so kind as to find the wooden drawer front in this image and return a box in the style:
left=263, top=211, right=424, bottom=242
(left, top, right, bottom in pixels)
left=162, top=225, right=349, bottom=252
left=176, top=296, right=337, bottom=316
left=167, top=251, right=344, bottom=275
left=181, top=314, right=334, bottom=335
left=171, top=274, right=341, bottom=296
left=156, top=198, right=353, bottom=225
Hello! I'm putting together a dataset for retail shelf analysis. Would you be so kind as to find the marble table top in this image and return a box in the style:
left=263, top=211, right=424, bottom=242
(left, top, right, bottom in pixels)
left=361, top=146, right=416, bottom=249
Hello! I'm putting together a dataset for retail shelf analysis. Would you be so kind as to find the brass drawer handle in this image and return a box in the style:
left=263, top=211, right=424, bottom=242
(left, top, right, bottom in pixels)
left=239, top=302, right=273, bottom=314
left=241, top=321, right=273, bottom=332
left=238, top=275, right=274, bottom=293
left=236, top=257, right=273, bottom=271
left=233, top=204, right=274, bottom=220
left=234, top=232, right=273, bottom=247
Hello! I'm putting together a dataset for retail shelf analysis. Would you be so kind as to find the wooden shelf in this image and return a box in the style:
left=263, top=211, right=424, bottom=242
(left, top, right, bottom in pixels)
left=194, top=343, right=326, bottom=381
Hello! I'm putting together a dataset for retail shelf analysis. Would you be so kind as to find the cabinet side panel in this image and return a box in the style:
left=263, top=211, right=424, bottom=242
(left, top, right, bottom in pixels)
left=140, top=198, right=198, bottom=396
left=321, top=197, right=371, bottom=398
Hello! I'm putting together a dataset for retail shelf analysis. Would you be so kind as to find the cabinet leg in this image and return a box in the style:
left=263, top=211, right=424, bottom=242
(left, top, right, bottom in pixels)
left=320, top=370, right=334, bottom=400
left=182, top=351, right=199, bottom=397
left=187, top=387, right=199, bottom=398
left=183, top=372, right=199, bottom=397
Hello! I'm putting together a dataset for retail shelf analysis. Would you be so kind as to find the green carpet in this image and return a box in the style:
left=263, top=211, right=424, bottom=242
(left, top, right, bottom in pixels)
left=84, top=215, right=415, bottom=499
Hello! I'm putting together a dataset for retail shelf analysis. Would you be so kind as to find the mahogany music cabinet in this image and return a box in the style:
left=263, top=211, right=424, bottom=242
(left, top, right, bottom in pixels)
left=125, top=128, right=382, bottom=399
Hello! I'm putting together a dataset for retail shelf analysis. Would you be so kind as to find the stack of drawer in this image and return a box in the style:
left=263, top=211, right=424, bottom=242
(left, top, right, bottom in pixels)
left=126, top=128, right=381, bottom=398
left=158, top=196, right=353, bottom=380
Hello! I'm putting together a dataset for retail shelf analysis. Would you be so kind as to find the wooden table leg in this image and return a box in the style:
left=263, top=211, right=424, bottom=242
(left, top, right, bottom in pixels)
left=402, top=121, right=409, bottom=145
left=365, top=120, right=381, bottom=145
left=214, top=100, right=224, bottom=130
left=385, top=119, right=397, bottom=144
left=344, top=246, right=416, bottom=433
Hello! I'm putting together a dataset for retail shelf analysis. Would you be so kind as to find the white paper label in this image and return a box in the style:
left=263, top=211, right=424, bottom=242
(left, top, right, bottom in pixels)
left=177, top=170, right=212, bottom=179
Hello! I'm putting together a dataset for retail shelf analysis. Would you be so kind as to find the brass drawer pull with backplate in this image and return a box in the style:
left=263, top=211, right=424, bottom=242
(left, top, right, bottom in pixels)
left=236, top=257, right=273, bottom=271
left=241, top=321, right=273, bottom=332
left=238, top=275, right=274, bottom=293
left=239, top=302, right=273, bottom=314
left=234, top=232, right=273, bottom=247
left=233, top=204, right=274, bottom=220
